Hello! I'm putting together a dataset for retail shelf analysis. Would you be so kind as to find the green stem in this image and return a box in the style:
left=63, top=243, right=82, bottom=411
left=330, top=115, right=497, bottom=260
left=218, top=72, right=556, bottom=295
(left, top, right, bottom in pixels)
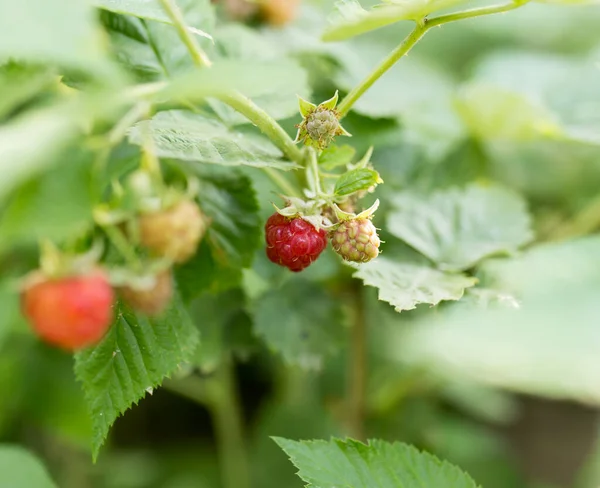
left=264, top=167, right=302, bottom=198
left=337, top=25, right=427, bottom=118
left=337, top=0, right=530, bottom=117
left=158, top=0, right=212, bottom=68
left=426, top=0, right=529, bottom=27
left=347, top=284, right=367, bottom=440
left=219, top=92, right=304, bottom=165
left=158, top=0, right=304, bottom=171
left=164, top=364, right=251, bottom=488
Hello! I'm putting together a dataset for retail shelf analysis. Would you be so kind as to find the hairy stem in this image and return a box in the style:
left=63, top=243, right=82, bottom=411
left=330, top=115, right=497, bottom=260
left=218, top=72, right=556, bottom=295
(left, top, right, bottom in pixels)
left=347, top=284, right=367, bottom=440
left=158, top=0, right=212, bottom=67
left=158, top=0, right=303, bottom=167
left=337, top=0, right=530, bottom=117
left=219, top=92, right=304, bottom=165
left=337, top=24, right=427, bottom=117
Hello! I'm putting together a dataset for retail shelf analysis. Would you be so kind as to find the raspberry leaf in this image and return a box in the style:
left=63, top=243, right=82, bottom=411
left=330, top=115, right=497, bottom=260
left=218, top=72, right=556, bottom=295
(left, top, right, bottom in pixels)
left=275, top=437, right=480, bottom=488
left=0, top=445, right=58, bottom=488
left=175, top=166, right=261, bottom=301
left=318, top=144, right=356, bottom=170
left=387, top=183, right=533, bottom=271
left=252, top=278, right=345, bottom=370
left=93, top=0, right=212, bottom=40
left=334, top=168, right=382, bottom=197
left=322, top=0, right=470, bottom=42
left=74, top=293, right=199, bottom=460
left=129, top=111, right=298, bottom=170
left=353, top=257, right=476, bottom=312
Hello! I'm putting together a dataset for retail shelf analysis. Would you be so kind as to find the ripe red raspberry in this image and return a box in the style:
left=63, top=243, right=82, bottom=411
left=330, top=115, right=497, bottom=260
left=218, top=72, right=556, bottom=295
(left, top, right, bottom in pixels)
left=331, top=219, right=380, bottom=263
left=119, top=270, right=173, bottom=316
left=139, top=200, right=207, bottom=264
left=265, top=213, right=327, bottom=272
left=21, top=270, right=114, bottom=350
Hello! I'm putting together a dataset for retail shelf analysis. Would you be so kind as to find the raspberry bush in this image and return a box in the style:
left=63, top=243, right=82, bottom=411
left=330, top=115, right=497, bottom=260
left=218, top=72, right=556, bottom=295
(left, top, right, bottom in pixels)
left=2, top=0, right=600, bottom=487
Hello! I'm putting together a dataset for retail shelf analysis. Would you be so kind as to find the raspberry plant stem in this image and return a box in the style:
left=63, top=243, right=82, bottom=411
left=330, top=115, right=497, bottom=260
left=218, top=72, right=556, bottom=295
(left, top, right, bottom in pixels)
left=337, top=0, right=530, bottom=118
left=158, top=0, right=212, bottom=68
left=158, top=0, right=304, bottom=167
left=347, top=283, right=367, bottom=440
left=163, top=363, right=251, bottom=488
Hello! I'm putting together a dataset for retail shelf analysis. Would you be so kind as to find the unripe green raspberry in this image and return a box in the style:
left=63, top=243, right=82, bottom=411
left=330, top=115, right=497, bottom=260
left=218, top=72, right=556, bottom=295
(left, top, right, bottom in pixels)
left=331, top=219, right=380, bottom=263
left=306, top=109, right=340, bottom=147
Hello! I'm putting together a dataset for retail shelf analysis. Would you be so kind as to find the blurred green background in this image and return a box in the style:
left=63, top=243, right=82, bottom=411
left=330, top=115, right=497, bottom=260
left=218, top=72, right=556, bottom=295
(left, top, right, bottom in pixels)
left=2, top=0, right=600, bottom=487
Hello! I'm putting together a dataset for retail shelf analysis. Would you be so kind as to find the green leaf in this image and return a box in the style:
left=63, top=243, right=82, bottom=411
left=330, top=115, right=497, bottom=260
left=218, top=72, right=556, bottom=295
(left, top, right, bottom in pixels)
left=0, top=63, right=57, bottom=121
left=0, top=104, right=86, bottom=202
left=253, top=279, right=346, bottom=370
left=478, top=235, right=600, bottom=298
left=353, top=257, right=476, bottom=312
left=128, top=111, right=298, bottom=170
left=93, top=0, right=212, bottom=40
left=333, top=48, right=463, bottom=160
left=0, top=0, right=109, bottom=72
left=322, top=0, right=469, bottom=42
left=397, top=285, right=600, bottom=405
left=0, top=151, right=93, bottom=253
left=74, top=294, right=199, bottom=459
left=207, top=25, right=311, bottom=123
left=387, top=184, right=533, bottom=271
left=175, top=166, right=261, bottom=301
left=334, top=168, right=381, bottom=196
left=455, top=84, right=563, bottom=140
left=464, top=51, right=600, bottom=145
left=275, top=437, right=479, bottom=488
left=0, top=445, right=57, bottom=488
left=318, top=144, right=356, bottom=170
left=141, top=0, right=215, bottom=76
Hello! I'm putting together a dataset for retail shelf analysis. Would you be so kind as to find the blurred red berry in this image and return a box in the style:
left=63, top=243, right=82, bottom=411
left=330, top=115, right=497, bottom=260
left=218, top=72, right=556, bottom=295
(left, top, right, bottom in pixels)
left=265, top=213, right=327, bottom=272
left=21, top=270, right=114, bottom=350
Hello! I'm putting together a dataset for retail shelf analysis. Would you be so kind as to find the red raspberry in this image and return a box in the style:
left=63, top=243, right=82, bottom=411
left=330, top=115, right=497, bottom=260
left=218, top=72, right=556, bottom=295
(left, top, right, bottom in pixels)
left=21, top=270, right=114, bottom=350
left=139, top=200, right=207, bottom=264
left=119, top=270, right=173, bottom=316
left=265, top=213, right=327, bottom=272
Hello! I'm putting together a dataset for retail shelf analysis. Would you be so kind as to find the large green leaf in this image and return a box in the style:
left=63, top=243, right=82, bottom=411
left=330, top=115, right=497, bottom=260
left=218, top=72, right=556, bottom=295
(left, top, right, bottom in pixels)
left=74, top=295, right=199, bottom=459
left=397, top=286, right=600, bottom=405
left=353, top=257, right=476, bottom=312
left=275, top=437, right=480, bottom=488
left=93, top=0, right=211, bottom=40
left=0, top=0, right=106, bottom=69
left=0, top=151, right=94, bottom=252
left=322, top=0, right=470, bottom=42
left=0, top=445, right=57, bottom=488
left=387, top=184, right=533, bottom=271
left=129, top=111, right=297, bottom=169
left=0, top=103, right=87, bottom=202
left=461, top=51, right=600, bottom=145
left=207, top=24, right=311, bottom=123
left=175, top=166, right=261, bottom=300
left=253, top=279, right=346, bottom=370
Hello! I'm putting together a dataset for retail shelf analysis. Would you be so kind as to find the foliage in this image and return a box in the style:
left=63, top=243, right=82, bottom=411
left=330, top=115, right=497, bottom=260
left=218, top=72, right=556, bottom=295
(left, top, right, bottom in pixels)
left=1, top=0, right=600, bottom=486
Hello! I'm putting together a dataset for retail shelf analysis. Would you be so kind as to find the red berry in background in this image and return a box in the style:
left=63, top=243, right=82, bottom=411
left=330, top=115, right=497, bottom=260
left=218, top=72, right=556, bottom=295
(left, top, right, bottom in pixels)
left=265, top=213, right=327, bottom=272
left=139, top=200, right=207, bottom=264
left=21, top=270, right=114, bottom=350
left=119, top=270, right=173, bottom=317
